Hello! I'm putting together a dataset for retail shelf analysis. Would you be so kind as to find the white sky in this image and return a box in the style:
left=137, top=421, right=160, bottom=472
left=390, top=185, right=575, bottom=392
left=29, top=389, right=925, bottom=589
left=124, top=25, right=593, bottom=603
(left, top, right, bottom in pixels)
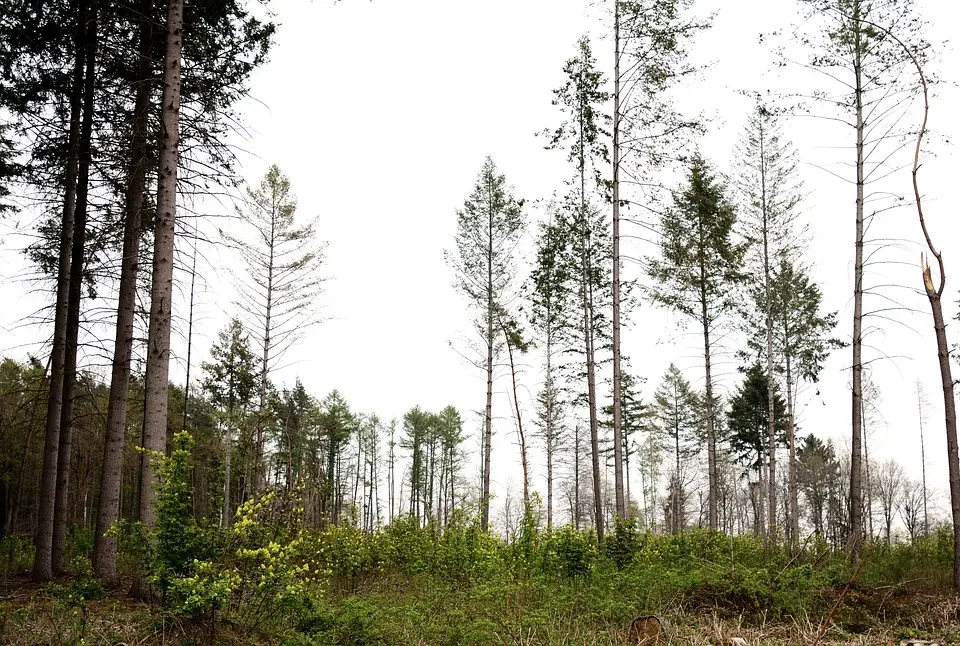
left=2, top=0, right=959, bottom=525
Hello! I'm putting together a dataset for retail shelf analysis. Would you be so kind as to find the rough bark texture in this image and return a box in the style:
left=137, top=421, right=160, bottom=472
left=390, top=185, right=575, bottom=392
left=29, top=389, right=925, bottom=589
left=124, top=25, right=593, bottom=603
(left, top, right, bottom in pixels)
left=133, top=0, right=183, bottom=599
left=33, top=12, right=85, bottom=583
left=611, top=0, right=625, bottom=521
left=94, top=0, right=151, bottom=584
left=480, top=191, right=494, bottom=532
left=701, top=283, right=717, bottom=530
left=52, top=1, right=98, bottom=574
left=848, top=19, right=865, bottom=565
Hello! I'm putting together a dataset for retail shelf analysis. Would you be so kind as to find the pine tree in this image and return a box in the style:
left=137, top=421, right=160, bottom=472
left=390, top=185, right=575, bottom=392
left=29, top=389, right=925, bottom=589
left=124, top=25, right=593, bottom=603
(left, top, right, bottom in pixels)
left=445, top=157, right=524, bottom=532
left=647, top=155, right=746, bottom=531
left=201, top=318, right=258, bottom=528
left=652, top=363, right=700, bottom=533
left=225, top=164, right=326, bottom=493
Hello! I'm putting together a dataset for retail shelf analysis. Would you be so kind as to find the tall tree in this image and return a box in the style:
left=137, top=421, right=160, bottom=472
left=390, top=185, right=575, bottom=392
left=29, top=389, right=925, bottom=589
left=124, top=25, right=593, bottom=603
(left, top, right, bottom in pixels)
left=92, top=0, right=154, bottom=585
left=317, top=390, right=354, bottom=525
left=134, top=0, right=184, bottom=599
left=445, top=157, right=524, bottom=531
left=734, top=101, right=803, bottom=545
left=793, top=0, right=926, bottom=564
left=31, top=0, right=86, bottom=583
left=797, top=434, right=840, bottom=540
left=224, top=164, right=326, bottom=493
left=647, top=155, right=746, bottom=530
left=611, top=0, right=707, bottom=521
left=545, top=35, right=610, bottom=541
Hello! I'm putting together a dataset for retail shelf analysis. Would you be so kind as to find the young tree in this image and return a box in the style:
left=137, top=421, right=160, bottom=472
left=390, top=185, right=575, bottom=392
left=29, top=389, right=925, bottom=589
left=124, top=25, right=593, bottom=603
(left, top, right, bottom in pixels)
left=201, top=319, right=258, bottom=527
left=797, top=434, right=840, bottom=539
left=647, top=155, right=746, bottom=530
left=652, top=364, right=700, bottom=533
left=445, top=157, right=524, bottom=531
left=915, top=380, right=930, bottom=536
left=529, top=218, right=570, bottom=530
left=874, top=458, right=904, bottom=542
left=224, top=164, right=326, bottom=492
left=726, top=364, right=788, bottom=537
left=317, top=390, right=355, bottom=525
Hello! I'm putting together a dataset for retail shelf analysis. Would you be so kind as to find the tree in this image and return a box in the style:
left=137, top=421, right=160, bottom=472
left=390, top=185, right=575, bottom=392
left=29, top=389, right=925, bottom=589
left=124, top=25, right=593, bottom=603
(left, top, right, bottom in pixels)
left=652, top=364, right=700, bottom=533
left=793, top=0, right=927, bottom=564
left=874, top=458, right=904, bottom=542
left=915, top=380, right=930, bottom=536
left=647, top=155, right=746, bottom=530
left=545, top=35, right=611, bottom=541
left=445, top=157, right=524, bottom=531
left=201, top=318, right=258, bottom=527
left=317, top=390, right=355, bottom=525
left=610, top=0, right=708, bottom=522
left=93, top=0, right=154, bottom=585
left=734, top=101, right=803, bottom=545
left=529, top=218, right=570, bottom=531
left=134, top=0, right=184, bottom=599
left=224, top=164, right=326, bottom=492
left=797, top=434, right=840, bottom=540
left=727, top=364, right=788, bottom=536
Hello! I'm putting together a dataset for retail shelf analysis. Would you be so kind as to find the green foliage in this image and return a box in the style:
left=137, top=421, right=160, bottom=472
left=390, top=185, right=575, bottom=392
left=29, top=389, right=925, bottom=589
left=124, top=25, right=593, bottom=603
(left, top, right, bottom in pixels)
left=540, top=524, right=597, bottom=579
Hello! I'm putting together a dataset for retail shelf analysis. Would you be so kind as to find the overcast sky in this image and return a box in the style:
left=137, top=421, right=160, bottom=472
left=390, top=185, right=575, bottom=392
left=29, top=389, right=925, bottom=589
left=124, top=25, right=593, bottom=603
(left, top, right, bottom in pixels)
left=2, top=0, right=959, bottom=524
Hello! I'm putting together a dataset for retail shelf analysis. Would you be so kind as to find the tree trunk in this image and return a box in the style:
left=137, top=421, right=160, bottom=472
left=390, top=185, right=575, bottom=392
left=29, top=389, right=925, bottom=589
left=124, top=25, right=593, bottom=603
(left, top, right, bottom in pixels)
left=611, top=0, right=625, bottom=522
left=93, top=0, right=151, bottom=583
left=33, top=7, right=85, bottom=583
left=132, top=0, right=183, bottom=599
left=502, top=322, right=529, bottom=509
left=848, top=18, right=865, bottom=565
left=54, top=1, right=98, bottom=575
left=480, top=189, right=494, bottom=532
left=785, top=348, right=800, bottom=551
left=758, top=116, right=777, bottom=547
left=702, top=302, right=718, bottom=531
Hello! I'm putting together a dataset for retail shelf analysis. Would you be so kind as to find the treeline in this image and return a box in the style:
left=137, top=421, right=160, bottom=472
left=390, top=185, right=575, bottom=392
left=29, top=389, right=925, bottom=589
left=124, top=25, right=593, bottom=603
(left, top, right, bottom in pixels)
left=0, top=0, right=957, bottom=597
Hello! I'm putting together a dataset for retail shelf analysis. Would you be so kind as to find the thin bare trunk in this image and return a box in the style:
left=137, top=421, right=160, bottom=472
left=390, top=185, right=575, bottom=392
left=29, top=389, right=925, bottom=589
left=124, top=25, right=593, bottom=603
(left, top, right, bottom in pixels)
left=480, top=181, right=494, bottom=532
left=502, top=319, right=529, bottom=508
left=611, top=0, right=625, bottom=522
left=133, top=0, right=183, bottom=599
left=93, top=2, right=151, bottom=583
left=917, top=384, right=929, bottom=536
left=786, top=349, right=799, bottom=550
left=848, top=15, right=865, bottom=565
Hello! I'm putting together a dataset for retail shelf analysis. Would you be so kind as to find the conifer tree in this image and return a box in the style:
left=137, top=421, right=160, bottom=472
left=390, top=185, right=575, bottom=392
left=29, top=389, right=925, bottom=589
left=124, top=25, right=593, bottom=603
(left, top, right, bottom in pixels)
left=647, top=155, right=746, bottom=531
left=446, top=157, right=524, bottom=532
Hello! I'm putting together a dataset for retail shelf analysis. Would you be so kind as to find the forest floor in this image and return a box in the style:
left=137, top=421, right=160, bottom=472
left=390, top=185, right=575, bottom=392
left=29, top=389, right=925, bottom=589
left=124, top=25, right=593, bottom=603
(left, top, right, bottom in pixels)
left=2, top=572, right=959, bottom=645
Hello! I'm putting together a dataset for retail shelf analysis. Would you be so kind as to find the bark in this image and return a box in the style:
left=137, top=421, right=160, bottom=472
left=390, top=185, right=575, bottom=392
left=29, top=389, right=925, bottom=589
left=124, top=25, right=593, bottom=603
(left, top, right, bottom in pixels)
left=93, top=1, right=151, bottom=584
left=501, top=319, right=529, bottom=508
left=611, top=0, right=625, bottom=521
left=133, top=0, right=183, bottom=599
left=785, top=349, right=800, bottom=550
left=33, top=7, right=85, bottom=582
left=758, top=116, right=777, bottom=546
left=701, top=284, right=718, bottom=530
left=584, top=245, right=603, bottom=543
left=480, top=185, right=494, bottom=532
left=848, top=15, right=865, bottom=565
left=917, top=385, right=929, bottom=536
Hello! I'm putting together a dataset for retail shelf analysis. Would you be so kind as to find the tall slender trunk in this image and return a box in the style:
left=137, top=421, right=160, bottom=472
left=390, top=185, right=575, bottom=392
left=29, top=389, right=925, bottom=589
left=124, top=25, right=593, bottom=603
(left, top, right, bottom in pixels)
left=53, top=0, right=98, bottom=574
left=133, top=0, right=183, bottom=599
left=573, top=425, right=581, bottom=530
left=611, top=0, right=625, bottom=521
left=93, top=1, right=151, bottom=583
left=257, top=219, right=276, bottom=495
left=502, top=321, right=529, bottom=508
left=480, top=183, right=494, bottom=531
left=917, top=383, right=928, bottom=536
left=848, top=15, right=865, bottom=565
left=182, top=231, right=199, bottom=430
left=33, top=8, right=85, bottom=583
left=785, top=344, right=799, bottom=550
left=758, top=117, right=777, bottom=547
left=701, top=286, right=717, bottom=529
left=863, top=396, right=873, bottom=540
